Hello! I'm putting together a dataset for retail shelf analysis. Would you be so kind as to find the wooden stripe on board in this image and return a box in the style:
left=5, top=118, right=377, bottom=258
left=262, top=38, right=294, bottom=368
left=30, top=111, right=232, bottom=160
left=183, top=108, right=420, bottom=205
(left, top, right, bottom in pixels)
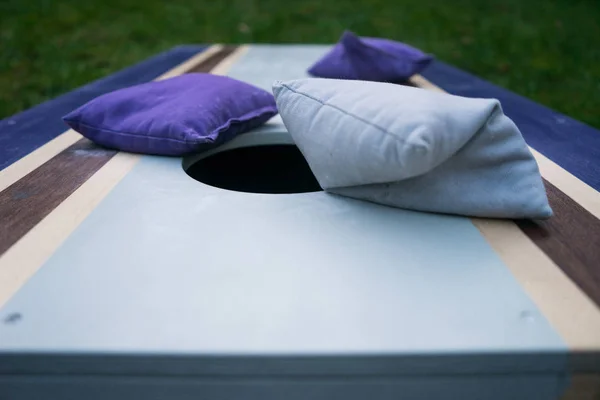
left=0, top=130, right=81, bottom=192
left=531, top=147, right=600, bottom=220
left=472, top=218, right=600, bottom=351
left=0, top=152, right=140, bottom=307
left=209, top=45, right=249, bottom=75
left=516, top=180, right=600, bottom=307
left=0, top=45, right=245, bottom=307
left=0, top=139, right=116, bottom=255
left=188, top=45, right=239, bottom=73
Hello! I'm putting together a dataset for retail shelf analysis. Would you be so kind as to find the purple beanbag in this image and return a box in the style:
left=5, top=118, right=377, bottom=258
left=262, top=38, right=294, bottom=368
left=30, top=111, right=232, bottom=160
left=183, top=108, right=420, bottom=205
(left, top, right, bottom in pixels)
left=308, top=31, right=433, bottom=82
left=63, top=73, right=278, bottom=156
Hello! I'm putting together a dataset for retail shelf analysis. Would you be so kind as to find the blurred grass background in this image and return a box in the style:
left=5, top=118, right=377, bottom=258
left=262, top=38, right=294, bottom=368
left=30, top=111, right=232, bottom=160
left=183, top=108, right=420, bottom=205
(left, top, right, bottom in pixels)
left=1, top=0, right=599, bottom=127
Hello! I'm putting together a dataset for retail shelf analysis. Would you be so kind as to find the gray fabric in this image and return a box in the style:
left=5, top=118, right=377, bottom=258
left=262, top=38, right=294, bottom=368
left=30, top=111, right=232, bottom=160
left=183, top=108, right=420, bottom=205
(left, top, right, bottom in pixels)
left=273, top=78, right=552, bottom=219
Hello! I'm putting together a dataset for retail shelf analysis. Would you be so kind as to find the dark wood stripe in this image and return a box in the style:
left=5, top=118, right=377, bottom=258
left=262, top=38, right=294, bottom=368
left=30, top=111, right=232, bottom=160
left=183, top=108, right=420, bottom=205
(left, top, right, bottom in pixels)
left=0, top=46, right=238, bottom=256
left=516, top=180, right=600, bottom=307
left=187, top=45, right=239, bottom=74
left=0, top=139, right=116, bottom=255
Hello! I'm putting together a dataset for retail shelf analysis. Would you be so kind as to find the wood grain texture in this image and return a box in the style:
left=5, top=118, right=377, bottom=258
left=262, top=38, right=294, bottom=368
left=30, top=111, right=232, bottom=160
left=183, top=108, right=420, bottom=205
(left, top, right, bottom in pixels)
left=187, top=45, right=239, bottom=74
left=209, top=45, right=249, bottom=76
left=472, top=218, right=600, bottom=352
left=155, top=44, right=224, bottom=80
left=0, top=130, right=81, bottom=192
left=516, top=180, right=600, bottom=307
left=0, top=152, right=140, bottom=307
left=0, top=139, right=116, bottom=255
left=531, top=147, right=600, bottom=219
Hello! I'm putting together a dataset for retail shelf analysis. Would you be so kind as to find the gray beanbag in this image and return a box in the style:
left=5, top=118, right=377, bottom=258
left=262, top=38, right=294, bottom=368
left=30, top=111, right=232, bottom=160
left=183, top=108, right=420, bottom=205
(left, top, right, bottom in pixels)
left=273, top=78, right=552, bottom=219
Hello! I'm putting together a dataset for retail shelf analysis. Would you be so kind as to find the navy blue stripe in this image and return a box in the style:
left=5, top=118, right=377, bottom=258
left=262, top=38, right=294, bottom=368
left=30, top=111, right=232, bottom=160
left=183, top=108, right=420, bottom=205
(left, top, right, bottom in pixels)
left=0, top=45, right=207, bottom=171
left=421, top=62, right=600, bottom=191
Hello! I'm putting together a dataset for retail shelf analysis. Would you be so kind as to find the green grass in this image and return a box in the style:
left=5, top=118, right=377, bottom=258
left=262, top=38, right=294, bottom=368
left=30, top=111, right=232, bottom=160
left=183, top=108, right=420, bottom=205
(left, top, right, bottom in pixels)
left=1, top=0, right=599, bottom=127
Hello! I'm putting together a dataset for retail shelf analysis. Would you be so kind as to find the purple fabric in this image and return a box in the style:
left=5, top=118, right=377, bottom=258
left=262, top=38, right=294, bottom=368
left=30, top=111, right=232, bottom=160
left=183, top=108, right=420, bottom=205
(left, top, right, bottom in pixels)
left=308, top=31, right=433, bottom=82
left=63, top=73, right=278, bottom=156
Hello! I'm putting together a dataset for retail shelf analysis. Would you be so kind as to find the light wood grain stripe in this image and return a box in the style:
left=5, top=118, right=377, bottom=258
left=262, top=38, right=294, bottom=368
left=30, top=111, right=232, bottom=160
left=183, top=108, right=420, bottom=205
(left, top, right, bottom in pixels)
left=473, top=219, right=600, bottom=351
left=0, top=152, right=140, bottom=306
left=531, top=148, right=600, bottom=220
left=0, top=45, right=247, bottom=307
left=408, top=74, right=446, bottom=93
left=209, top=45, right=249, bottom=75
left=409, top=74, right=600, bottom=352
left=188, top=45, right=240, bottom=74
left=0, top=130, right=82, bottom=192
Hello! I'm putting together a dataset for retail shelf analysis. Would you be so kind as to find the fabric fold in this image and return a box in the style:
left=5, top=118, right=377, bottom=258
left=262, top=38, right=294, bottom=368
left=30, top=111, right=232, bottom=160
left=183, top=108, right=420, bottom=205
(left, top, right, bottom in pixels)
left=273, top=78, right=552, bottom=219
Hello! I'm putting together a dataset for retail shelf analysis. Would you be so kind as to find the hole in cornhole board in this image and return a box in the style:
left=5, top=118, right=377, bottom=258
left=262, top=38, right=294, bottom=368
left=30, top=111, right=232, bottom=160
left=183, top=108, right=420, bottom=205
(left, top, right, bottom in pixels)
left=185, top=145, right=323, bottom=194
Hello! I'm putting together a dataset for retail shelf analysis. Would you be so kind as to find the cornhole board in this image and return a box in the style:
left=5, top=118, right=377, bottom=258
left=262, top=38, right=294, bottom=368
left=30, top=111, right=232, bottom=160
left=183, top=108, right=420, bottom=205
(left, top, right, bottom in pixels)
left=0, top=44, right=599, bottom=400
